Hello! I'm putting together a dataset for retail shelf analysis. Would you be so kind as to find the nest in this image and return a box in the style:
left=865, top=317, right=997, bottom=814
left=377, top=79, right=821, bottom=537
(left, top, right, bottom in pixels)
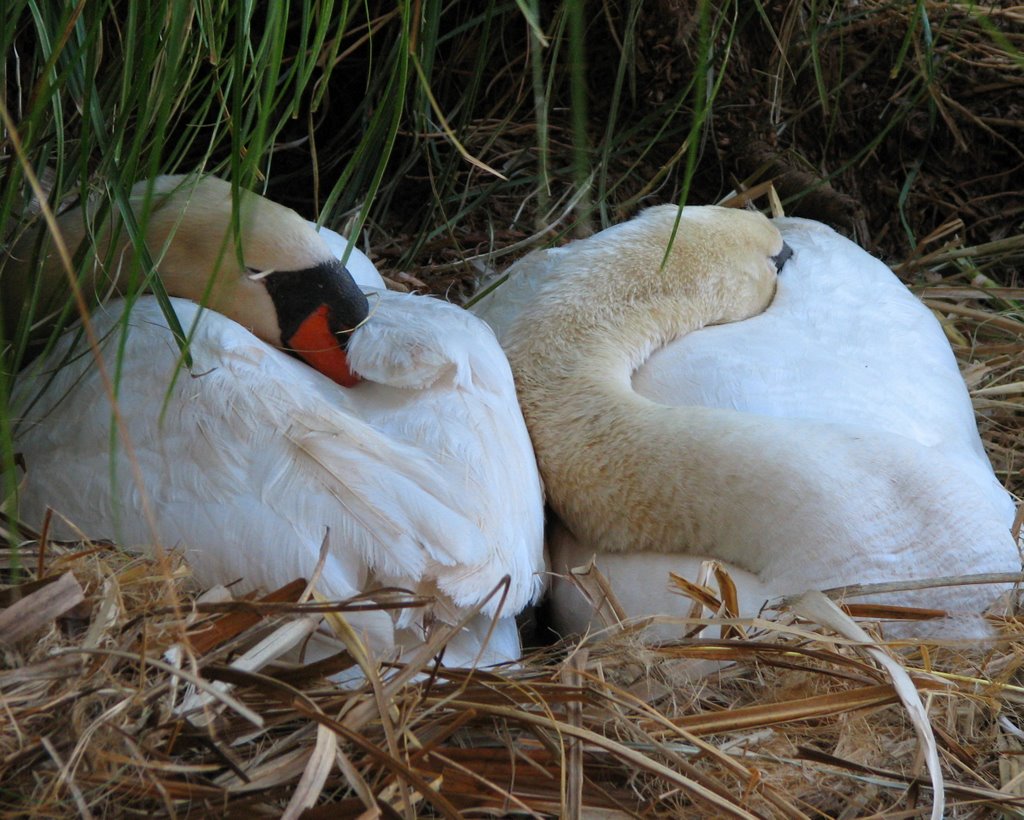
left=2, top=533, right=1024, bottom=817
left=3, top=165, right=1024, bottom=820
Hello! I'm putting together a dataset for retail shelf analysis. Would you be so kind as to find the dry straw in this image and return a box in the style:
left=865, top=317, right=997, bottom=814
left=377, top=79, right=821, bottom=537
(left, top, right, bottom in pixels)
left=2, top=538, right=1024, bottom=816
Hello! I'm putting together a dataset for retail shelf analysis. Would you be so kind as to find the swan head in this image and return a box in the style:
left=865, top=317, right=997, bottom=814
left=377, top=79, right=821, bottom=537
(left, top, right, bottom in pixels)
left=502, top=205, right=788, bottom=356
left=129, top=176, right=370, bottom=386
left=7, top=175, right=370, bottom=387
left=654, top=205, right=788, bottom=324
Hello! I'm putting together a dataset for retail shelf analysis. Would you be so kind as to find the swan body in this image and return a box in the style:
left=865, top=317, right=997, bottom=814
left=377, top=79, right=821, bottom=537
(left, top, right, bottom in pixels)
left=473, top=205, right=1018, bottom=636
left=10, top=177, right=545, bottom=665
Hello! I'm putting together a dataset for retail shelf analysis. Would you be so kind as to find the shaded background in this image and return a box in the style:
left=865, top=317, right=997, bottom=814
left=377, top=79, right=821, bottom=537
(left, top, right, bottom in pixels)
left=5, top=2, right=1021, bottom=286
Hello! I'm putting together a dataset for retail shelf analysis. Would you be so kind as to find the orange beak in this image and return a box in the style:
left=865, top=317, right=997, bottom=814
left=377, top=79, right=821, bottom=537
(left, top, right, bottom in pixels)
left=287, top=304, right=361, bottom=387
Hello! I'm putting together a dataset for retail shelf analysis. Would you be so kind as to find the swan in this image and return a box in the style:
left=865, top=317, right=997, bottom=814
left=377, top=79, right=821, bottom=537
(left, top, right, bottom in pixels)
left=8, top=175, right=545, bottom=666
left=472, top=205, right=1019, bottom=638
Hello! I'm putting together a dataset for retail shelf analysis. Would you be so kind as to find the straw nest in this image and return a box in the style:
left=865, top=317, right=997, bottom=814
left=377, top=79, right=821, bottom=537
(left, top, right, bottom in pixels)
left=0, top=540, right=1020, bottom=816
left=1, top=277, right=1021, bottom=816
left=5, top=100, right=1024, bottom=820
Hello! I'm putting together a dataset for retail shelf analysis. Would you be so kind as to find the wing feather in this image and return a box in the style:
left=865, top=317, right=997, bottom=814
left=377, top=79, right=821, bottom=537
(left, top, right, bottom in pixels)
left=13, top=294, right=544, bottom=627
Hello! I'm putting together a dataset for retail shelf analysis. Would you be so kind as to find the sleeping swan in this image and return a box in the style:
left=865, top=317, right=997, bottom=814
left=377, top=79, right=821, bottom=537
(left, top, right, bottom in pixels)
left=473, top=205, right=1019, bottom=637
left=7, top=175, right=545, bottom=666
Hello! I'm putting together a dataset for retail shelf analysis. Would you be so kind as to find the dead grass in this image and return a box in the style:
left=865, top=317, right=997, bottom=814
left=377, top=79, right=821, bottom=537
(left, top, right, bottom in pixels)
left=347, top=1, right=1022, bottom=288
left=2, top=530, right=1024, bottom=817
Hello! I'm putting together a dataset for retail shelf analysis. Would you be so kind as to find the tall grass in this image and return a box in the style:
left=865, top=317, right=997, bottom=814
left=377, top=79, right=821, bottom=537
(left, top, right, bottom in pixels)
left=0, top=0, right=414, bottom=538
left=2, top=0, right=1022, bottom=534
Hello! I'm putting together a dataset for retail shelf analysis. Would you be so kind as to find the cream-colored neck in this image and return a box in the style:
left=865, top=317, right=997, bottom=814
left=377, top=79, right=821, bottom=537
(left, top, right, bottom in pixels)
left=498, top=205, right=781, bottom=560
left=3, top=176, right=323, bottom=347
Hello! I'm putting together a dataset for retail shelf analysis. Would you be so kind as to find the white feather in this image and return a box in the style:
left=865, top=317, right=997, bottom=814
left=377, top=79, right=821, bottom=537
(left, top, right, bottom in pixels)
left=473, top=208, right=1019, bottom=639
left=314, top=224, right=386, bottom=289
left=14, top=256, right=544, bottom=667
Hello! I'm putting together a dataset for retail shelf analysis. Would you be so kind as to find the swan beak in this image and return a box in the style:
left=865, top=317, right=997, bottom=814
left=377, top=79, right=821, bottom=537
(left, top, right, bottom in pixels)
left=287, top=304, right=361, bottom=387
left=772, top=242, right=794, bottom=272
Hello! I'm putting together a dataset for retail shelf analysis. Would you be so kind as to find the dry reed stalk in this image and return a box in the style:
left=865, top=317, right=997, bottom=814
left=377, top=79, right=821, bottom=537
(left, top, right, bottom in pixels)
left=3, top=528, right=1024, bottom=816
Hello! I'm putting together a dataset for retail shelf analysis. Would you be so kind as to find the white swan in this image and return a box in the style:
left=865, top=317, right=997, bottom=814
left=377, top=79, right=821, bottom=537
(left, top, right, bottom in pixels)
left=9, top=175, right=545, bottom=666
left=473, top=205, right=1018, bottom=637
